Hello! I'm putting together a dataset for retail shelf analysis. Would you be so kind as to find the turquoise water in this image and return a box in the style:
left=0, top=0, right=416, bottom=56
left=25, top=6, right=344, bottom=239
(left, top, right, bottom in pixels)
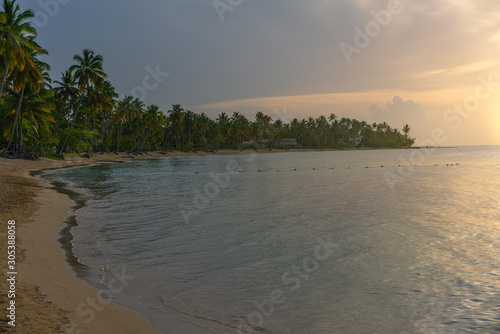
left=44, top=146, right=500, bottom=333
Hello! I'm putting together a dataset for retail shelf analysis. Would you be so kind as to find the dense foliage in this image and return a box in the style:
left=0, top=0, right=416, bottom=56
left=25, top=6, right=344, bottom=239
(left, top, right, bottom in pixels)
left=0, top=0, right=414, bottom=158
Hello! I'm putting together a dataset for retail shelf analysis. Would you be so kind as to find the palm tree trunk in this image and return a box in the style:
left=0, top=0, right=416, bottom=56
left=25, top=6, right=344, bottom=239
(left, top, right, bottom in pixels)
left=0, top=65, right=9, bottom=102
left=161, top=130, right=170, bottom=154
left=87, top=111, right=97, bottom=158
left=3, top=86, right=24, bottom=154
left=138, top=129, right=152, bottom=152
left=100, top=112, right=106, bottom=150
left=18, top=111, right=24, bottom=152
left=59, top=92, right=84, bottom=154
left=116, top=121, right=123, bottom=153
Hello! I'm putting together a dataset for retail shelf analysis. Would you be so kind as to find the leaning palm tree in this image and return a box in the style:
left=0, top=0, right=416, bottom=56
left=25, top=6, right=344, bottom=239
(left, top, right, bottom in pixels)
left=59, top=49, right=107, bottom=154
left=2, top=47, right=48, bottom=154
left=15, top=85, right=54, bottom=139
left=0, top=0, right=42, bottom=100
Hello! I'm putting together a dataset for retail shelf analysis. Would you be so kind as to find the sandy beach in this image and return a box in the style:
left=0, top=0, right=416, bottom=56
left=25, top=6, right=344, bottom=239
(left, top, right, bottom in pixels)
left=0, top=150, right=263, bottom=333
left=0, top=147, right=395, bottom=333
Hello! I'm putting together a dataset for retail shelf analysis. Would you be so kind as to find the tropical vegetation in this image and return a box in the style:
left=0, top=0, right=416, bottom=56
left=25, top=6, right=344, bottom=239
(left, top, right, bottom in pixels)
left=0, top=0, right=414, bottom=159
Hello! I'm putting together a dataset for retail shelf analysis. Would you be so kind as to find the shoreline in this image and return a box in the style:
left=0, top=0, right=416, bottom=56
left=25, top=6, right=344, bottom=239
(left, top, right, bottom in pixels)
left=0, top=146, right=443, bottom=333
left=1, top=149, right=300, bottom=333
left=0, top=151, right=232, bottom=333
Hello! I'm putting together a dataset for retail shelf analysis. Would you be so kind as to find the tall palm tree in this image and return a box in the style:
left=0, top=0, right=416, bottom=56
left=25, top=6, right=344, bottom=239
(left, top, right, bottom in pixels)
left=2, top=83, right=53, bottom=149
left=85, top=78, right=115, bottom=156
left=59, top=49, right=107, bottom=154
left=97, top=80, right=117, bottom=152
left=113, top=95, right=134, bottom=153
left=3, top=47, right=48, bottom=153
left=216, top=112, right=230, bottom=148
left=131, top=104, right=162, bottom=154
left=168, top=104, right=184, bottom=148
left=53, top=70, right=78, bottom=127
left=0, top=0, right=42, bottom=100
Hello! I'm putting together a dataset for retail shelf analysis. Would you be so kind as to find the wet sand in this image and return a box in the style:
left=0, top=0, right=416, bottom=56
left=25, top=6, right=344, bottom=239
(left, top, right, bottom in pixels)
left=0, top=151, right=242, bottom=333
left=0, top=148, right=388, bottom=333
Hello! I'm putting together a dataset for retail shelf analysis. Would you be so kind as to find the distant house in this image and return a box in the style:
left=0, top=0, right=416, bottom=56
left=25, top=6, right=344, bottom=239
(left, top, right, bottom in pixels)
left=277, top=139, right=299, bottom=148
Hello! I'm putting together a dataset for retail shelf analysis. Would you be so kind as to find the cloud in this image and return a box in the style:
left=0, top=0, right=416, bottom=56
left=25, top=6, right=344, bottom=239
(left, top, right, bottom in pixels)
left=370, top=96, right=425, bottom=131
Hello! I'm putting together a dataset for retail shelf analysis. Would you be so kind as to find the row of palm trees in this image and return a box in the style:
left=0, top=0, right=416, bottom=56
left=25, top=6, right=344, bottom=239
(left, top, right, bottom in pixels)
left=0, top=0, right=414, bottom=158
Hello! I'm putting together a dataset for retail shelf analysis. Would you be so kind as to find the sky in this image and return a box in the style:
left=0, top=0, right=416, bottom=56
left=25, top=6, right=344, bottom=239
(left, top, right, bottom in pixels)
left=23, top=0, right=500, bottom=146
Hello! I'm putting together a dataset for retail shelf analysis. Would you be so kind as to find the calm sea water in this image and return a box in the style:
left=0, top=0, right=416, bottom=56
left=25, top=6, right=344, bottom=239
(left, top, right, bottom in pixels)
left=44, top=146, right=500, bottom=333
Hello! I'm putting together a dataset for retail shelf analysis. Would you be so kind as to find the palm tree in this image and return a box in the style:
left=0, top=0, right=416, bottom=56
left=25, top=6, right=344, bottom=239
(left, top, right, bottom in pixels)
left=403, top=124, right=410, bottom=138
left=53, top=69, right=78, bottom=128
left=168, top=104, right=184, bottom=148
left=86, top=79, right=115, bottom=156
left=129, top=104, right=161, bottom=154
left=59, top=49, right=107, bottom=154
left=2, top=85, right=54, bottom=155
left=0, top=0, right=42, bottom=100
left=113, top=95, right=136, bottom=153
left=3, top=47, right=48, bottom=153
left=97, top=80, right=117, bottom=152
left=216, top=112, right=230, bottom=148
